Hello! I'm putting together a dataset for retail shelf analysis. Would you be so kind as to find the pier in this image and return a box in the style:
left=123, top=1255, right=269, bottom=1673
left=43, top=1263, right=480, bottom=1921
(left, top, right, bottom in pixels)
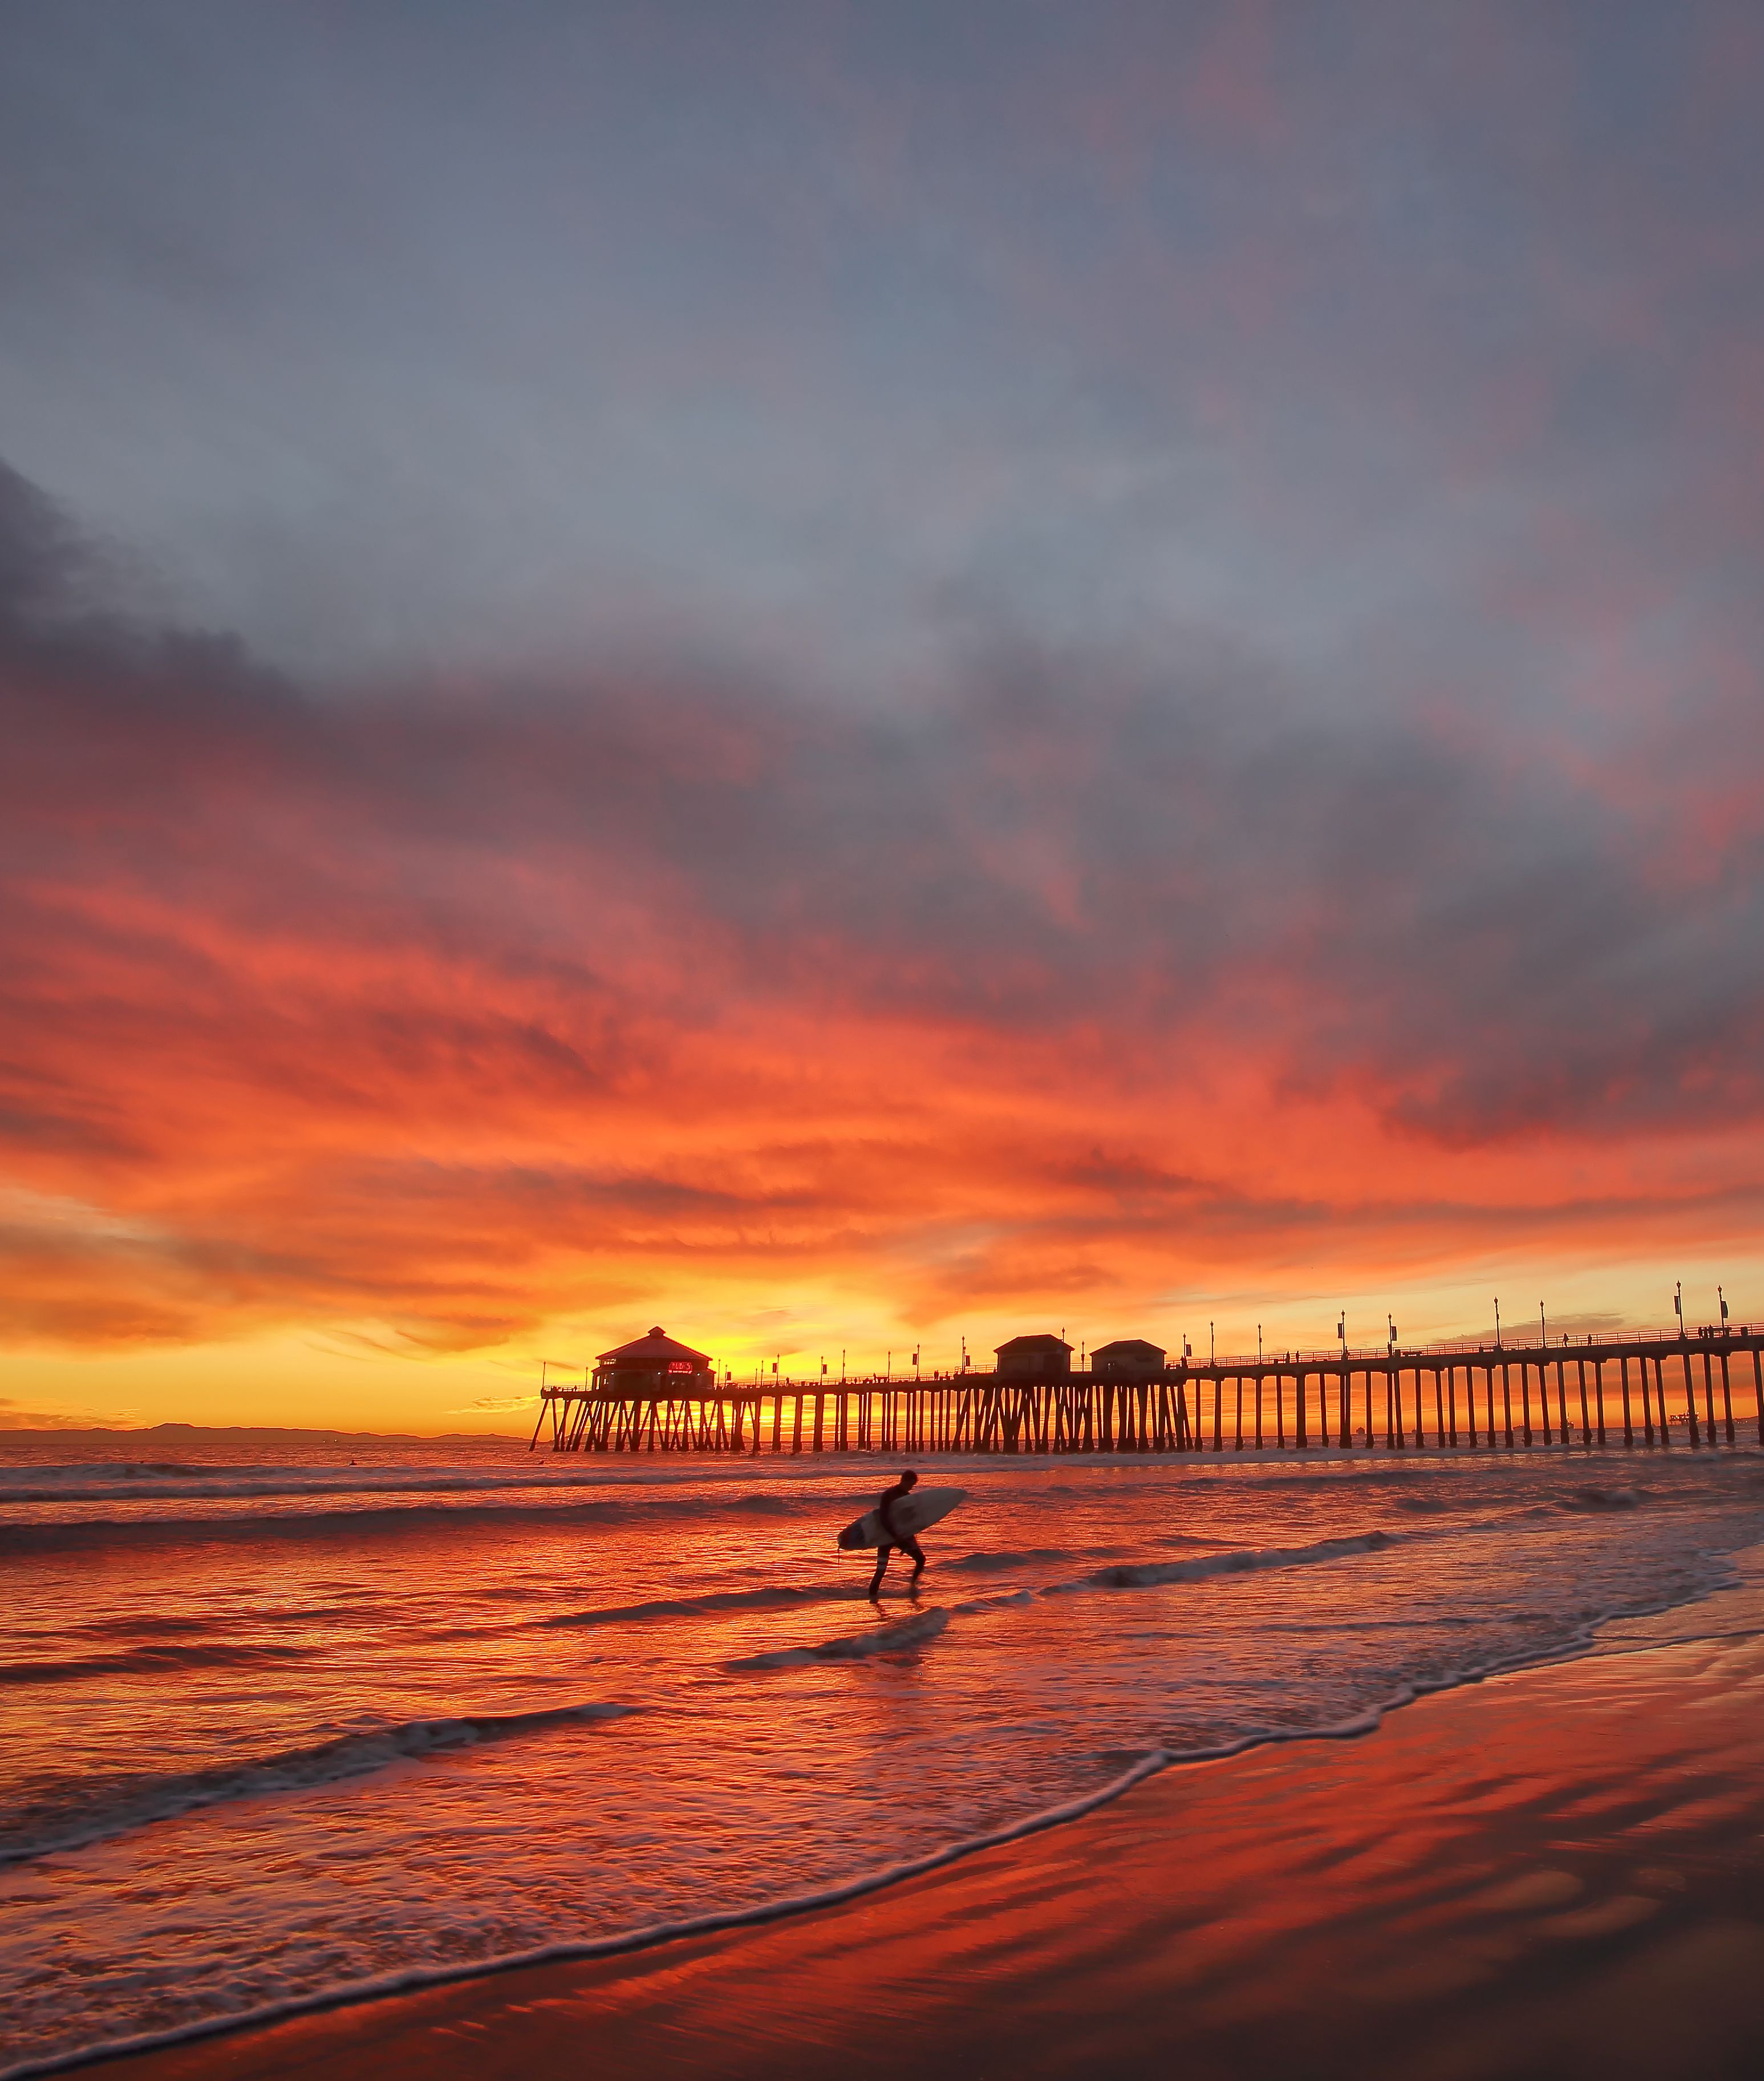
left=532, top=1329, right=1764, bottom=1456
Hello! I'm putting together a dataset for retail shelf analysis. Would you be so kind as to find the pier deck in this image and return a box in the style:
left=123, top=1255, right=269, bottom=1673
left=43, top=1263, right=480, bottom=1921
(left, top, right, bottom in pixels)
left=532, top=1330, right=1764, bottom=1456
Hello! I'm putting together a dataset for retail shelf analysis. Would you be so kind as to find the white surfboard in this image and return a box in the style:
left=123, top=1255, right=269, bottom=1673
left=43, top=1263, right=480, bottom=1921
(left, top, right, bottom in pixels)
left=837, top=1485, right=966, bottom=1550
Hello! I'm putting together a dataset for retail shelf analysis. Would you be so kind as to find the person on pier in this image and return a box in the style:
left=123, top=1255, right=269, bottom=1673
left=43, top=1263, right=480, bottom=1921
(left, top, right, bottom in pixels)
left=869, top=1469, right=927, bottom=1598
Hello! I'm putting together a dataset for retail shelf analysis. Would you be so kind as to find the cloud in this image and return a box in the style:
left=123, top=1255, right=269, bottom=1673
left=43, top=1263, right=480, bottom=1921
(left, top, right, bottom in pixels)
left=2, top=459, right=1762, bottom=1349
left=0, top=1396, right=130, bottom=1431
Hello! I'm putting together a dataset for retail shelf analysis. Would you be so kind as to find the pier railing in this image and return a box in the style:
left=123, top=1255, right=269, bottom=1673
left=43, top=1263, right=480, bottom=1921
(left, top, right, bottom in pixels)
left=532, top=1330, right=1764, bottom=1456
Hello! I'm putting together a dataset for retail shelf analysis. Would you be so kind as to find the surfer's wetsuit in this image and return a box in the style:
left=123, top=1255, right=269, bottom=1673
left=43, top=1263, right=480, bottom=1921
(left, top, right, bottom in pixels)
left=869, top=1475, right=926, bottom=1597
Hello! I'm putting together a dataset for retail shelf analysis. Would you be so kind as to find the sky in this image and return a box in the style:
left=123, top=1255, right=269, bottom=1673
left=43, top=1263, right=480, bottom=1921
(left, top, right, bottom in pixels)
left=3, top=1, right=1763, bottom=1431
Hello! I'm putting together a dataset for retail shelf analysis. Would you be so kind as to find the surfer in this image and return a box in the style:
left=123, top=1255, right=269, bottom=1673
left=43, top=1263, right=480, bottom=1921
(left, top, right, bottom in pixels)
left=869, top=1469, right=926, bottom=1598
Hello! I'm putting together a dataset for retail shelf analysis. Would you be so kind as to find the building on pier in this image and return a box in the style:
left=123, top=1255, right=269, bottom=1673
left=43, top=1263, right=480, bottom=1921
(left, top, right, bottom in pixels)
left=1091, top=1338, right=1166, bottom=1378
left=593, top=1326, right=713, bottom=1395
left=995, top=1333, right=1073, bottom=1379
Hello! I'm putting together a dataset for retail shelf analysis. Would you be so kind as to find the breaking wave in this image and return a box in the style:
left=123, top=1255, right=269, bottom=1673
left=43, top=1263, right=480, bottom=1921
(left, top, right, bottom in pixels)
left=0, top=1641, right=319, bottom=1687
left=1557, top=1485, right=1643, bottom=1512
left=728, top=1608, right=951, bottom=1670
left=1061, top=1530, right=1394, bottom=1593
left=0, top=1701, right=635, bottom=1869
left=0, top=1491, right=837, bottom=1554
left=541, top=1583, right=865, bottom=1628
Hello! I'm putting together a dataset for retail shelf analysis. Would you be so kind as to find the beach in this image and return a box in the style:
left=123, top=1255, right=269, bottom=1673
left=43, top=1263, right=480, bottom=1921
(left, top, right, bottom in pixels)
left=64, top=1565, right=1764, bottom=2081
left=7, top=1442, right=1764, bottom=2079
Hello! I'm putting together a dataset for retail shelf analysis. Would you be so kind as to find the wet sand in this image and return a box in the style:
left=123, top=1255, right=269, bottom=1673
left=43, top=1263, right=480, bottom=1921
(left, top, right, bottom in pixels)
left=86, top=1576, right=1764, bottom=2081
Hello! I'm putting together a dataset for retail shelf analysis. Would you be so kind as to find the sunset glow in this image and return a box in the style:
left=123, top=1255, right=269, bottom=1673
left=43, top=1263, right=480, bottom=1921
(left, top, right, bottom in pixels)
left=4, top=6, right=1763, bottom=1431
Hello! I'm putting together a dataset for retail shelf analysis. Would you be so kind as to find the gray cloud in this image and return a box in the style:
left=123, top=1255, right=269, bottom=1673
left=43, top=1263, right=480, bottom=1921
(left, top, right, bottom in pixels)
left=2, top=3, right=1761, bottom=704
left=4, top=455, right=1762, bottom=1165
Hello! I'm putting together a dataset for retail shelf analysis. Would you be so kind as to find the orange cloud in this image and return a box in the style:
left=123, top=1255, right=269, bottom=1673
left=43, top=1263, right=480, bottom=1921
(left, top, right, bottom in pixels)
left=3, top=459, right=1764, bottom=1407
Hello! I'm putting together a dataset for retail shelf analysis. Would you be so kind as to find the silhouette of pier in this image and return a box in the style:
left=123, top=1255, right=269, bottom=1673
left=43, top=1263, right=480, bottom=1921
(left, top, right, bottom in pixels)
left=533, top=1329, right=1764, bottom=1455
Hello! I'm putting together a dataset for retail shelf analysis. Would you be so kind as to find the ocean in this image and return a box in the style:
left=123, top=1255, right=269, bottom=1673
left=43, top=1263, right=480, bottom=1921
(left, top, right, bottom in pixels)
left=4, top=1432, right=1763, bottom=2075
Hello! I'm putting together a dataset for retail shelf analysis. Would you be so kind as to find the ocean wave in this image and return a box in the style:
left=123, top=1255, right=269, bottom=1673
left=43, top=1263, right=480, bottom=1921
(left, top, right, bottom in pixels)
left=0, top=1468, right=767, bottom=1507
left=0, top=1745, right=1182, bottom=2081
left=0, top=1516, right=1750, bottom=2081
left=0, top=1592, right=1662, bottom=2081
left=64, top=1606, right=376, bottom=1638
left=953, top=1588, right=1036, bottom=1614
left=1556, top=1485, right=1643, bottom=1512
left=540, top=1582, right=866, bottom=1629
left=1059, top=1530, right=1394, bottom=1593
left=0, top=1701, right=635, bottom=1869
left=540, top=1529, right=1400, bottom=1649
left=727, top=1608, right=951, bottom=1670
left=0, top=1491, right=828, bottom=1553
left=0, top=1458, right=908, bottom=1507
left=0, top=1641, right=318, bottom=1687
left=0, top=1460, right=258, bottom=1489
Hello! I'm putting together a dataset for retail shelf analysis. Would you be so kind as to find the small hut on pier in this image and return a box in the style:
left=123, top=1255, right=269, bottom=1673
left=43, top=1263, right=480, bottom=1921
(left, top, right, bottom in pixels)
left=593, top=1327, right=713, bottom=1396
left=1091, top=1337, right=1166, bottom=1378
left=995, top=1333, right=1073, bottom=1380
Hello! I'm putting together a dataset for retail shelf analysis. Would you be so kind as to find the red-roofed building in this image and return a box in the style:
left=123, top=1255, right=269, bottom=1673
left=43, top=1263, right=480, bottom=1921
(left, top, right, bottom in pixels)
left=593, top=1327, right=714, bottom=1396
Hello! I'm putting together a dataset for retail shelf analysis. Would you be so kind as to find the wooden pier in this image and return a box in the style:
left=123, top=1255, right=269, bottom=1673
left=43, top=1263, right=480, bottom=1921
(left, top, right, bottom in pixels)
left=532, top=1330, right=1764, bottom=1456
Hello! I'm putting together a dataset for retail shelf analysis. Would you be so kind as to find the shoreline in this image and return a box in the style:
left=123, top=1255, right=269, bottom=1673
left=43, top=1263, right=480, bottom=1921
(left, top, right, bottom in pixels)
left=33, top=1561, right=1764, bottom=2081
